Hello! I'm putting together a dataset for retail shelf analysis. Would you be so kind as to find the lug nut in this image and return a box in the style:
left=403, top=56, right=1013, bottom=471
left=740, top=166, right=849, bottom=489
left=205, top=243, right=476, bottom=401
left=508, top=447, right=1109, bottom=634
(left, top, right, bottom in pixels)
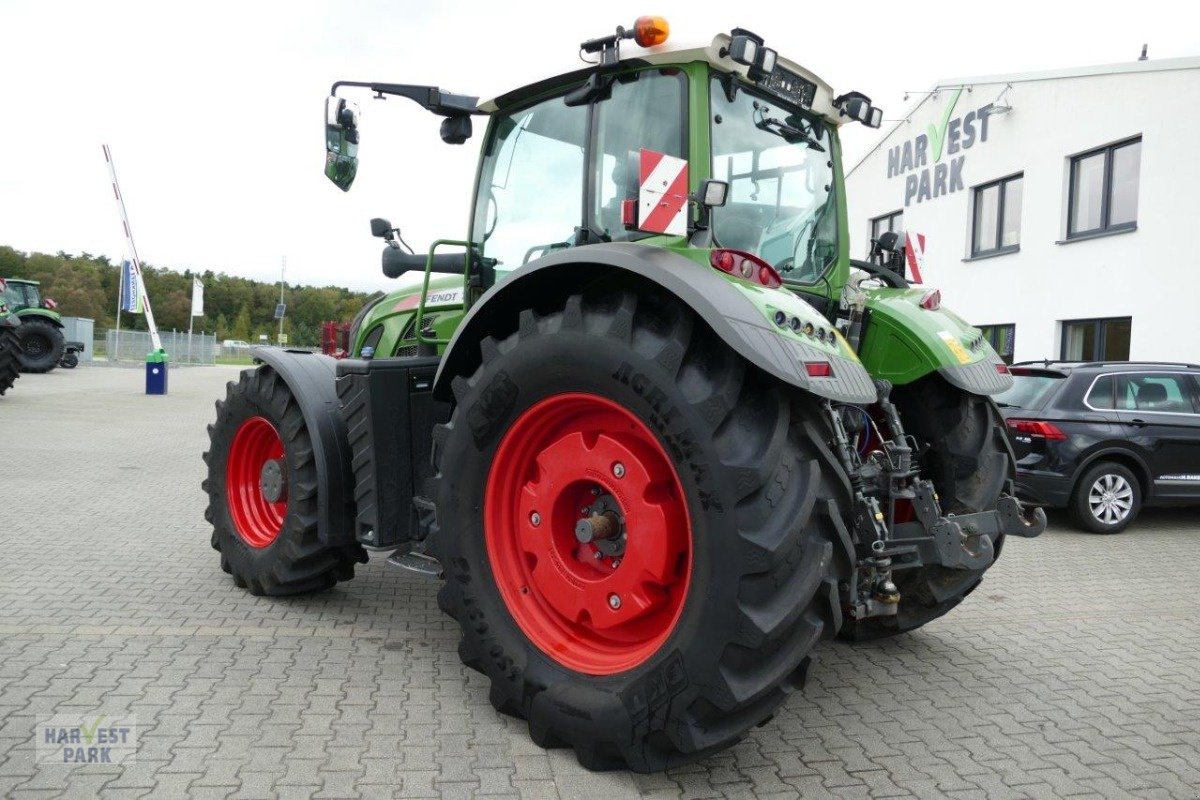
left=612, top=462, right=625, bottom=478
left=530, top=511, right=541, bottom=527
left=611, top=558, right=621, bottom=568
left=608, top=594, right=621, bottom=610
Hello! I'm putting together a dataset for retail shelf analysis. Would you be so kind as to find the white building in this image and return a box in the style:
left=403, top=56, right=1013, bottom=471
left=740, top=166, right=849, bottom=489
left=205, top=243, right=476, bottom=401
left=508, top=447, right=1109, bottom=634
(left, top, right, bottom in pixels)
left=846, top=56, right=1200, bottom=365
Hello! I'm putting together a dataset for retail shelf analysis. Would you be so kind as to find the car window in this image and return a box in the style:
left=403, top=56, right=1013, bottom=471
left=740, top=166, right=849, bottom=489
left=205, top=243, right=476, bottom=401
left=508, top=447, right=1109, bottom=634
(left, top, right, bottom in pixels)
left=994, top=371, right=1063, bottom=409
left=1085, top=374, right=1115, bottom=409
left=1115, top=373, right=1197, bottom=413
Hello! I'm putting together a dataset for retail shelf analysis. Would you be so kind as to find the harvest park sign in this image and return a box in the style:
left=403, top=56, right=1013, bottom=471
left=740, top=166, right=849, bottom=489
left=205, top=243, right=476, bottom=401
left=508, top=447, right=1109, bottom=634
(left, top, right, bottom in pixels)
left=886, top=88, right=996, bottom=207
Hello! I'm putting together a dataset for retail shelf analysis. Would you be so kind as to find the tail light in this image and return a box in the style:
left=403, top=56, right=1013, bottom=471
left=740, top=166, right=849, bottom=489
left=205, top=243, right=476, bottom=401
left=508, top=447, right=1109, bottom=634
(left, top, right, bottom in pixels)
left=710, top=249, right=783, bottom=289
left=1006, top=419, right=1067, bottom=441
left=996, top=363, right=1010, bottom=375
left=42, top=298, right=58, bottom=310
left=919, top=289, right=941, bottom=310
left=804, top=361, right=833, bottom=378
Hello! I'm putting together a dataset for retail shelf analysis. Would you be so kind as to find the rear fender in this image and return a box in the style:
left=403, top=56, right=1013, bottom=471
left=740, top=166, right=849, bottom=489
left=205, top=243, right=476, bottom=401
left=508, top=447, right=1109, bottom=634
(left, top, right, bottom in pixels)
left=15, top=309, right=63, bottom=327
left=433, top=242, right=877, bottom=404
left=250, top=347, right=356, bottom=545
left=858, top=287, right=1012, bottom=395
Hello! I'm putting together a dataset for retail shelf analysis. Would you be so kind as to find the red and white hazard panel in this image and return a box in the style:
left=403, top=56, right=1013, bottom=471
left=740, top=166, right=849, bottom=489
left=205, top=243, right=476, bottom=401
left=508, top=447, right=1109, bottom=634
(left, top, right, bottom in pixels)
left=904, top=232, right=926, bottom=284
left=638, top=149, right=689, bottom=236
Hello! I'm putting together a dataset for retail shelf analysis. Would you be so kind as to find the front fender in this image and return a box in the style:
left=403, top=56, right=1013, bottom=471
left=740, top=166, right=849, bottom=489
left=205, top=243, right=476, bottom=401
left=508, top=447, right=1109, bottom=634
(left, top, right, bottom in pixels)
left=858, top=287, right=1012, bottom=395
left=250, top=347, right=356, bottom=545
left=433, top=242, right=877, bottom=404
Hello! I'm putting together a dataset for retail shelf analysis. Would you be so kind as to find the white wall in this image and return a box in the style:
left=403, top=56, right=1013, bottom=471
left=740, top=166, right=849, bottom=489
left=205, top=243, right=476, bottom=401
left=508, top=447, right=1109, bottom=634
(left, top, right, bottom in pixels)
left=846, top=61, right=1200, bottom=364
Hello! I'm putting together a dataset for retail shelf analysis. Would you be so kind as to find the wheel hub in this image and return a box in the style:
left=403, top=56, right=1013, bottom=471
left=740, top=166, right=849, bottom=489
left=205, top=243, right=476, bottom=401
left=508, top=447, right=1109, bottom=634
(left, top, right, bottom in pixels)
left=1089, top=474, right=1132, bottom=525
left=484, top=393, right=692, bottom=675
left=259, top=458, right=288, bottom=504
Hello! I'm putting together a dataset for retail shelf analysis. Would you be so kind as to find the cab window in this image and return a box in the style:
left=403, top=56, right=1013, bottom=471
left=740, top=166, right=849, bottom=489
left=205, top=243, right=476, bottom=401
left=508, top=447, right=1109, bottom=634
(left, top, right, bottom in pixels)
left=472, top=96, right=588, bottom=279
left=590, top=69, right=687, bottom=241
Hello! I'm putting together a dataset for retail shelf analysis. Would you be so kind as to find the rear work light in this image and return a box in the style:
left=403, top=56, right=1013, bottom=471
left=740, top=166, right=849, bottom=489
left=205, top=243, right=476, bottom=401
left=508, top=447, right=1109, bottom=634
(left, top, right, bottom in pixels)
left=1005, top=419, right=1067, bottom=440
left=710, top=249, right=783, bottom=289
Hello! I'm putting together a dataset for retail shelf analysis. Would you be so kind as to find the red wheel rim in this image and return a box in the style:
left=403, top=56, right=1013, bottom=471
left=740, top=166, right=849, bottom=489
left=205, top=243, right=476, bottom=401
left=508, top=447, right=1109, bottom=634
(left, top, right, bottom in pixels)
left=484, top=393, right=692, bottom=675
left=226, top=416, right=287, bottom=548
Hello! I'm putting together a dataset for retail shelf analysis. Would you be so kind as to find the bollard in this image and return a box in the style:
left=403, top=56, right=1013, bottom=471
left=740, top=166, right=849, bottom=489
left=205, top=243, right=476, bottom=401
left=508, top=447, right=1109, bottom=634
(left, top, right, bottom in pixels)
left=145, top=348, right=169, bottom=395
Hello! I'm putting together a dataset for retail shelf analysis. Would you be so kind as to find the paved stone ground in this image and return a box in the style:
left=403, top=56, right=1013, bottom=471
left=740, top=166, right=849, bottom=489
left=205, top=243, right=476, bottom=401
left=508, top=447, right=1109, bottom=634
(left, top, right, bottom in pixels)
left=1, top=365, right=1198, bottom=800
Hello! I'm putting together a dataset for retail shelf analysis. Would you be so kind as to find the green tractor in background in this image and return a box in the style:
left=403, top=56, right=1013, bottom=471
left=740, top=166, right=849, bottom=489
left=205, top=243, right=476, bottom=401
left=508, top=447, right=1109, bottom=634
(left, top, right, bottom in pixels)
left=0, top=279, right=22, bottom=395
left=203, top=20, right=1046, bottom=771
left=2, top=278, right=67, bottom=372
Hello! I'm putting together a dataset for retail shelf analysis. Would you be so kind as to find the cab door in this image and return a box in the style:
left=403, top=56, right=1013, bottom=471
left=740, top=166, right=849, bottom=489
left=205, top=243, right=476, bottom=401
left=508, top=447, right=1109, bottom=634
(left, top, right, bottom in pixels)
left=1113, top=372, right=1200, bottom=502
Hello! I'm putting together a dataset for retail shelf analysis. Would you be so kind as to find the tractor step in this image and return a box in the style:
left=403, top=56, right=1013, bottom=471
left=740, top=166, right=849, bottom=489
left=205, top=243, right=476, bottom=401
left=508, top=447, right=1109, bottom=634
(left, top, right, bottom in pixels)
left=386, top=550, right=443, bottom=579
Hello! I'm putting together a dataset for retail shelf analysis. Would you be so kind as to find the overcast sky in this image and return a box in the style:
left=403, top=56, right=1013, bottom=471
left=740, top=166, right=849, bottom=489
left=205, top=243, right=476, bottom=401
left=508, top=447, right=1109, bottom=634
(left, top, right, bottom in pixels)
left=1, top=0, right=1195, bottom=292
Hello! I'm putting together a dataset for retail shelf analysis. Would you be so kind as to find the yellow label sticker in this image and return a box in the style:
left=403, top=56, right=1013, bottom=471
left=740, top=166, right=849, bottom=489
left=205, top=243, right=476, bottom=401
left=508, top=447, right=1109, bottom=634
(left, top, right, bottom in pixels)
left=938, top=330, right=972, bottom=365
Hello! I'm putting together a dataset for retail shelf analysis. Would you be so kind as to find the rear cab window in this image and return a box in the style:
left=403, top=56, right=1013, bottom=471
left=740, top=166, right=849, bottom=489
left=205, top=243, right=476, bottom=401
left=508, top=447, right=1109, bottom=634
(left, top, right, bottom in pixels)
left=994, top=368, right=1064, bottom=410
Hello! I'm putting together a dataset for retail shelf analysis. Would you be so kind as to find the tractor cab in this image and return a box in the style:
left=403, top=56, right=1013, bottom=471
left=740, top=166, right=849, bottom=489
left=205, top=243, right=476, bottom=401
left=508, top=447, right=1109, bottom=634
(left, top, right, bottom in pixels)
left=323, top=22, right=885, bottom=310
left=2, top=278, right=48, bottom=313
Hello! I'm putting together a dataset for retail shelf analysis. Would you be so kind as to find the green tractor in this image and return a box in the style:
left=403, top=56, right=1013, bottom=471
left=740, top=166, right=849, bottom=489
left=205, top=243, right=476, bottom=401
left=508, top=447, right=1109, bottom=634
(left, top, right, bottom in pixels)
left=203, top=20, right=1045, bottom=771
left=0, top=279, right=22, bottom=395
left=2, top=278, right=67, bottom=373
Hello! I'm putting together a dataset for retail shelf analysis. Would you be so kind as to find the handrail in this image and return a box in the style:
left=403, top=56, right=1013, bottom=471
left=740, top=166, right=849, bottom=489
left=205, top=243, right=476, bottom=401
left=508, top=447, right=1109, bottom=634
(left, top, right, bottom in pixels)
left=416, top=239, right=473, bottom=347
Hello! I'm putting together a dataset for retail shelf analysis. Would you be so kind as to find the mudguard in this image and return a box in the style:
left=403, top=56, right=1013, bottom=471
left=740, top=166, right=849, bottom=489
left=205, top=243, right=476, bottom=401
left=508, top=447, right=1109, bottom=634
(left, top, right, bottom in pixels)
left=433, top=242, right=877, bottom=404
left=249, top=347, right=356, bottom=545
left=15, top=308, right=63, bottom=328
left=857, top=287, right=1013, bottom=395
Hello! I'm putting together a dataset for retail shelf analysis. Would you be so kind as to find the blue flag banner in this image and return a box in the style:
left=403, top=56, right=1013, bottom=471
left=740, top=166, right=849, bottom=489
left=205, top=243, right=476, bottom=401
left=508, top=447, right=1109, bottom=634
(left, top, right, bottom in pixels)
left=120, top=259, right=143, bottom=314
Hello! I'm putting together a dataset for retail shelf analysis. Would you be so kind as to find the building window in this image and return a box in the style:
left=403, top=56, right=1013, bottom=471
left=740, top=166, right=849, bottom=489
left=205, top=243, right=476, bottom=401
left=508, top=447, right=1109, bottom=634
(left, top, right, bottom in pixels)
left=1068, top=137, right=1141, bottom=238
left=870, top=210, right=903, bottom=241
left=1061, top=317, right=1132, bottom=361
left=971, top=174, right=1022, bottom=256
left=978, top=324, right=1016, bottom=364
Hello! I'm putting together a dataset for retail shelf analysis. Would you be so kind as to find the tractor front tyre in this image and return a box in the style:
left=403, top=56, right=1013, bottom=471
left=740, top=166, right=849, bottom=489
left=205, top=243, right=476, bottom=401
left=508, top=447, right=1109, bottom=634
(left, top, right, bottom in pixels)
left=431, top=289, right=851, bottom=771
left=0, top=327, right=21, bottom=395
left=840, top=375, right=1011, bottom=641
left=16, top=318, right=65, bottom=373
left=202, top=366, right=366, bottom=596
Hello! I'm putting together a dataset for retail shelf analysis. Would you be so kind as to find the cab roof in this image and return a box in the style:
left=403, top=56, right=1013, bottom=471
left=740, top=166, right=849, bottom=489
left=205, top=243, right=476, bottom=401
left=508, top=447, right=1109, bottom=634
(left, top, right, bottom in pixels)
left=479, top=33, right=844, bottom=127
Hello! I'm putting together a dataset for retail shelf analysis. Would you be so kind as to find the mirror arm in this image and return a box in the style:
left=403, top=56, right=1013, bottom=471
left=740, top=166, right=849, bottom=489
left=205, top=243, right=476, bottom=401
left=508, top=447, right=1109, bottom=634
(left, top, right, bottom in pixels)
left=329, top=81, right=481, bottom=116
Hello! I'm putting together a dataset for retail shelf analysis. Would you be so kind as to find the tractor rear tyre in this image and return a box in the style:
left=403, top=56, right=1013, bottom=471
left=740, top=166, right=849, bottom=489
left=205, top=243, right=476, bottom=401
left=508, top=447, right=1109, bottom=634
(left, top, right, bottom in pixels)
left=16, top=318, right=65, bottom=373
left=0, top=328, right=21, bottom=395
left=431, top=289, right=851, bottom=771
left=203, top=365, right=366, bottom=595
left=840, top=374, right=1010, bottom=641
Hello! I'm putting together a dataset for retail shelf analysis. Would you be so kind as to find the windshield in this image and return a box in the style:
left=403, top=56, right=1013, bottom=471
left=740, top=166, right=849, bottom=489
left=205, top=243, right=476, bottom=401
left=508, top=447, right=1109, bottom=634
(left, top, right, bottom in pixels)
left=710, top=76, right=837, bottom=284
left=994, top=371, right=1063, bottom=409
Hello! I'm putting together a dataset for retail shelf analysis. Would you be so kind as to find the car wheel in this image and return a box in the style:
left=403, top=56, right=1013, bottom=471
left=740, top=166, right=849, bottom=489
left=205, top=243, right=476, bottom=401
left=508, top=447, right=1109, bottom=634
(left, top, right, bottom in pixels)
left=1069, top=462, right=1141, bottom=534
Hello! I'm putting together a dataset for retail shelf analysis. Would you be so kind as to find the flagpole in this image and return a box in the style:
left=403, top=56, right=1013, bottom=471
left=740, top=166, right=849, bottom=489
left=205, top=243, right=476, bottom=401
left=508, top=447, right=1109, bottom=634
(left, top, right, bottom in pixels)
left=113, top=261, right=123, bottom=361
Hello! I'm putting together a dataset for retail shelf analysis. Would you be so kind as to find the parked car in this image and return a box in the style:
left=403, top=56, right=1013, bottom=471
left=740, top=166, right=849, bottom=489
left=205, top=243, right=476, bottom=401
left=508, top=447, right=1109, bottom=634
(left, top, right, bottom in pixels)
left=994, top=361, right=1200, bottom=533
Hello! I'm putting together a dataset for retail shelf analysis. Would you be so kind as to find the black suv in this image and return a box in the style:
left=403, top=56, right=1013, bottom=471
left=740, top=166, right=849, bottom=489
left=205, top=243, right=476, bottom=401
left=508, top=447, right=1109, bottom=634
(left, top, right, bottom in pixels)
left=994, top=361, right=1200, bottom=533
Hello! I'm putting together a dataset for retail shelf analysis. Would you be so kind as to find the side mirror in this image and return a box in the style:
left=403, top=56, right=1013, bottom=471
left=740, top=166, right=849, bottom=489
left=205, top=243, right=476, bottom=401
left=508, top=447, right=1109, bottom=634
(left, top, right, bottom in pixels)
left=877, top=230, right=902, bottom=253
left=439, top=114, right=472, bottom=145
left=324, top=96, right=360, bottom=191
left=370, top=217, right=393, bottom=239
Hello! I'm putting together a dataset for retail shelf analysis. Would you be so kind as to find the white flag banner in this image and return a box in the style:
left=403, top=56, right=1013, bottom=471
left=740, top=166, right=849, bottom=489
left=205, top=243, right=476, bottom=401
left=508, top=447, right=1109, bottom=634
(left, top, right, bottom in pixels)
left=191, top=277, right=204, bottom=317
